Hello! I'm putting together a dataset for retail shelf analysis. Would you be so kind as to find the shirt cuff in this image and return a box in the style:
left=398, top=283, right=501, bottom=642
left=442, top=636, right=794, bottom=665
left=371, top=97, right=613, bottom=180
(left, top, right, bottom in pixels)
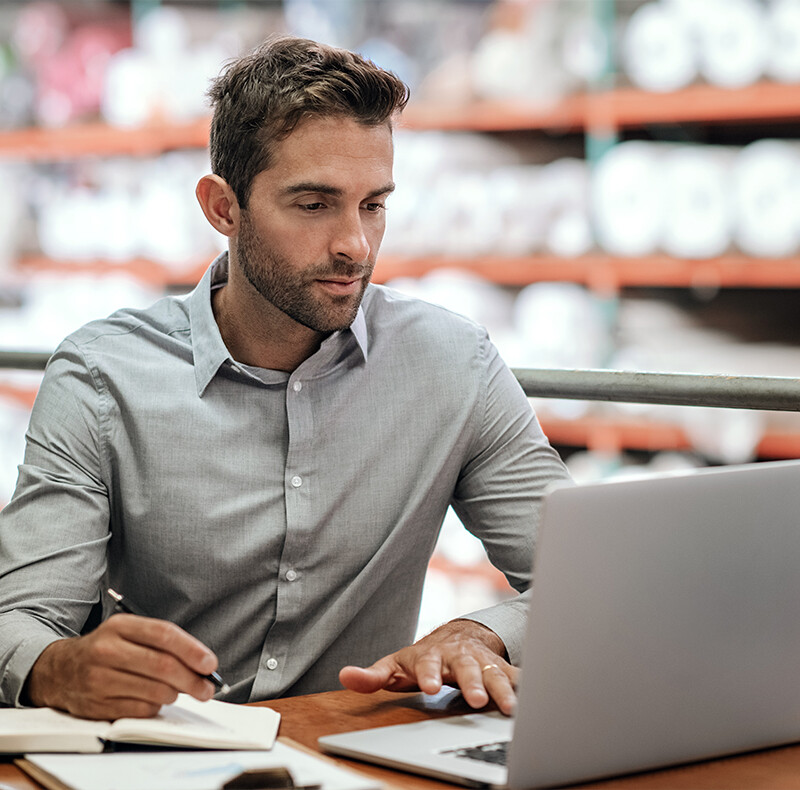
left=461, top=592, right=530, bottom=666
left=0, top=621, right=63, bottom=707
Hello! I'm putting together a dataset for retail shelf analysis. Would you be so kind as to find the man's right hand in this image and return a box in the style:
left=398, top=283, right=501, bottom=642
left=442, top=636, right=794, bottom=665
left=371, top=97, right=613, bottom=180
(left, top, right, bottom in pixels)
left=24, top=614, right=219, bottom=720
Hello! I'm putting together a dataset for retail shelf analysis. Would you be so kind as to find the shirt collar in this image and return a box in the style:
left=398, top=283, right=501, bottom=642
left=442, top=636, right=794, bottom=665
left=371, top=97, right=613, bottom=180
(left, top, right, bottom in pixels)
left=189, top=253, right=234, bottom=397
left=189, top=252, right=369, bottom=397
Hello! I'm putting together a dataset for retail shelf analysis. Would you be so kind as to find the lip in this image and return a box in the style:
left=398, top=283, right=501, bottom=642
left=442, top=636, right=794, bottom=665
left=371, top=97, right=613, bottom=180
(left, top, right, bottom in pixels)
left=316, top=278, right=362, bottom=296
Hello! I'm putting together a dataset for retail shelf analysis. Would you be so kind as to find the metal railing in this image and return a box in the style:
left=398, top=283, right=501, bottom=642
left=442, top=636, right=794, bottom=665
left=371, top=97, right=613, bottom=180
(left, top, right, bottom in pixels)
left=2, top=349, right=799, bottom=412
left=511, top=369, right=800, bottom=412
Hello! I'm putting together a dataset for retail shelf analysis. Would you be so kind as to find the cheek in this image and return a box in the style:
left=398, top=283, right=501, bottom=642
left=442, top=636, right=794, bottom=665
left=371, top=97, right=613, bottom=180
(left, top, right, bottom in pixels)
left=250, top=215, right=310, bottom=260
left=366, top=215, right=387, bottom=248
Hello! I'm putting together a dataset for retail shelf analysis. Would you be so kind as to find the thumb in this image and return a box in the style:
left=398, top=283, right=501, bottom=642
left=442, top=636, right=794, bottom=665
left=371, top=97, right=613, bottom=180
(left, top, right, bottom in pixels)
left=339, top=655, right=414, bottom=693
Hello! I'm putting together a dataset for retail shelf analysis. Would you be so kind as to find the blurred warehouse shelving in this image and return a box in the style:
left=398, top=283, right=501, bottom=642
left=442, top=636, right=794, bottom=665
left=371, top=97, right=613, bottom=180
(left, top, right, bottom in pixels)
left=4, top=71, right=800, bottom=457
left=2, top=10, right=800, bottom=447
left=2, top=0, right=800, bottom=631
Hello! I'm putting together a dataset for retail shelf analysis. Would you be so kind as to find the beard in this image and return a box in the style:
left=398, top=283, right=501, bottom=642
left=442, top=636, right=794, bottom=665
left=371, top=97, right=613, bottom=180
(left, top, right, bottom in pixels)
left=235, top=212, right=373, bottom=334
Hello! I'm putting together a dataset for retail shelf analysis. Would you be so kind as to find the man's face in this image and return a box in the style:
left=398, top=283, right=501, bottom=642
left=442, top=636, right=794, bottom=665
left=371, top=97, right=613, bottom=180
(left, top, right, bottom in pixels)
left=233, top=115, right=395, bottom=334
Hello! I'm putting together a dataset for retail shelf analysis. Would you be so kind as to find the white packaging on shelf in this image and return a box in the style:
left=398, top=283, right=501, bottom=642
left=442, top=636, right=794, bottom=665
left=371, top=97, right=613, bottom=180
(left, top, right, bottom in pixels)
left=0, top=396, right=30, bottom=506
left=732, top=139, right=800, bottom=257
left=101, top=47, right=159, bottom=128
left=490, top=165, right=548, bottom=256
left=93, top=188, right=140, bottom=262
left=680, top=406, right=765, bottom=464
left=471, top=29, right=537, bottom=100
left=560, top=12, right=609, bottom=85
left=37, top=186, right=98, bottom=261
left=765, top=0, right=800, bottom=83
left=591, top=141, right=664, bottom=257
left=382, top=131, right=525, bottom=257
left=694, top=0, right=768, bottom=88
left=471, top=1, right=572, bottom=105
left=386, top=268, right=515, bottom=341
left=621, top=1, right=697, bottom=92
left=163, top=41, right=231, bottom=123
left=660, top=145, right=735, bottom=259
left=512, top=281, right=611, bottom=371
left=0, top=165, right=27, bottom=271
left=435, top=172, right=504, bottom=257
left=4, top=273, right=159, bottom=352
left=539, top=158, right=593, bottom=257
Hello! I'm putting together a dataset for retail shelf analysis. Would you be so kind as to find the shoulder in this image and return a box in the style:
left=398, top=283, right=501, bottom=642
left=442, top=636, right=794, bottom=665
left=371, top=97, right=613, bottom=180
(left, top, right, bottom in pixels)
left=361, top=283, right=488, bottom=348
left=359, top=284, right=500, bottom=401
left=56, top=294, right=191, bottom=363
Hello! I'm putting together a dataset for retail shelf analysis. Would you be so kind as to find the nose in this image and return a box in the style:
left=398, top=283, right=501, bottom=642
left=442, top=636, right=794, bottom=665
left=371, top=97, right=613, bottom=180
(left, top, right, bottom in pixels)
left=332, top=210, right=371, bottom=262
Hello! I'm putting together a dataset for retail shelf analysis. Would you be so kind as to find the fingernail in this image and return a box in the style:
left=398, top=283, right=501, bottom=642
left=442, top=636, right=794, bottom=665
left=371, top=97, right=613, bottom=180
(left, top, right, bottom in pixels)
left=199, top=653, right=217, bottom=672
left=200, top=681, right=215, bottom=700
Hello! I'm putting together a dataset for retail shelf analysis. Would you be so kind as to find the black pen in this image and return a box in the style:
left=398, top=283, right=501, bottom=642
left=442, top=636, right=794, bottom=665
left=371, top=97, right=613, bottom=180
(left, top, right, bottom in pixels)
left=107, top=587, right=231, bottom=694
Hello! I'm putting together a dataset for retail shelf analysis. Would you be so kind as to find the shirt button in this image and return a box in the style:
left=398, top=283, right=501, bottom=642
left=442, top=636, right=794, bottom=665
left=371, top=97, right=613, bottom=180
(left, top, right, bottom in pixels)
left=292, top=381, right=302, bottom=392
left=285, top=569, right=297, bottom=582
left=266, top=658, right=278, bottom=670
left=291, top=475, right=302, bottom=488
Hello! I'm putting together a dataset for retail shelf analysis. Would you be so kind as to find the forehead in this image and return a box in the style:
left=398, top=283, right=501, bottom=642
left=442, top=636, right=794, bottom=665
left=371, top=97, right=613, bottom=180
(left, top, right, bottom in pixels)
left=258, top=116, right=394, bottom=192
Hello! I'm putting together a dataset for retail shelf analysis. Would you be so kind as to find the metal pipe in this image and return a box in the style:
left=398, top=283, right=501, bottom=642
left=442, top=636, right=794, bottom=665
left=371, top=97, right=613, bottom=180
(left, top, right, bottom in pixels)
left=0, top=351, right=51, bottom=371
left=1, top=351, right=799, bottom=412
left=513, top=368, right=800, bottom=412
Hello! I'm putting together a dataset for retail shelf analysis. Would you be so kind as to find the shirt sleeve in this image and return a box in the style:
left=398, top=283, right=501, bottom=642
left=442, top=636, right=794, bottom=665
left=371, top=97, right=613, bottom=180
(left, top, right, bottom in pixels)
left=0, top=340, right=111, bottom=706
left=450, top=334, right=572, bottom=664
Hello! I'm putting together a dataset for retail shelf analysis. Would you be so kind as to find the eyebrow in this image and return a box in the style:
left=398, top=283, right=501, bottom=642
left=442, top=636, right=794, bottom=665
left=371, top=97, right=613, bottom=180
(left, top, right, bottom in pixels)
left=282, top=182, right=396, bottom=199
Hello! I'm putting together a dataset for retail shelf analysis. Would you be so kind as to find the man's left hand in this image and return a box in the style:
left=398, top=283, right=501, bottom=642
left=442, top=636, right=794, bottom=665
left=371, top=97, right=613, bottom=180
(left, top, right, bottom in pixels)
left=339, top=619, right=518, bottom=716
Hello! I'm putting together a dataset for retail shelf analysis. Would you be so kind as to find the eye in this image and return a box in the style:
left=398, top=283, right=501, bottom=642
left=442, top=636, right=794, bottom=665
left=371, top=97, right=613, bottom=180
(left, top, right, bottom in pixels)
left=300, top=202, right=326, bottom=212
left=363, top=202, right=386, bottom=213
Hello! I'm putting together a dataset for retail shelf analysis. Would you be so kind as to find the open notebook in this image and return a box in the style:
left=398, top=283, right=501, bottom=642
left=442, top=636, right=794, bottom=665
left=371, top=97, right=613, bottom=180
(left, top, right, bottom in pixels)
left=321, top=459, right=800, bottom=789
left=0, top=694, right=279, bottom=754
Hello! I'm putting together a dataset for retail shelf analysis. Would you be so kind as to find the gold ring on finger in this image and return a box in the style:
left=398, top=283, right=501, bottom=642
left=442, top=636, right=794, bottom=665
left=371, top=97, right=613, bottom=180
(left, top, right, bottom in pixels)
left=481, top=663, right=499, bottom=674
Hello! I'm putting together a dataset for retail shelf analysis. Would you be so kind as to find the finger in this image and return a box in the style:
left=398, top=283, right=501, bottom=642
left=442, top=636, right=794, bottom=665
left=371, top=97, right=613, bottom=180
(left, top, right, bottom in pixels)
left=110, top=614, right=218, bottom=676
left=88, top=618, right=216, bottom=701
left=66, top=667, right=180, bottom=720
left=407, top=653, right=445, bottom=696
left=480, top=663, right=517, bottom=716
left=69, top=694, right=163, bottom=722
left=448, top=657, right=490, bottom=710
left=339, top=655, right=414, bottom=694
left=103, top=636, right=216, bottom=701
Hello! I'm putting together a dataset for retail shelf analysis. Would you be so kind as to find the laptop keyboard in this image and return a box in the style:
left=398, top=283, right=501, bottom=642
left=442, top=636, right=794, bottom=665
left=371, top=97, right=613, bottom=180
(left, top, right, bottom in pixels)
left=441, top=740, right=510, bottom=766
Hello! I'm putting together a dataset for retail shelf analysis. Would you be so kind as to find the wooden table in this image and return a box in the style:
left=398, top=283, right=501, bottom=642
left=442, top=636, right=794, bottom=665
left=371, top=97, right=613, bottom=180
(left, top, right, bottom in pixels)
left=4, top=688, right=800, bottom=789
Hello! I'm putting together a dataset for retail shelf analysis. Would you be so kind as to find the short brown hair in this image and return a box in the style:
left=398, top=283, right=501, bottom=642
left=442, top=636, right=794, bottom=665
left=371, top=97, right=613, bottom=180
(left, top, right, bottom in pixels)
left=207, top=36, right=410, bottom=209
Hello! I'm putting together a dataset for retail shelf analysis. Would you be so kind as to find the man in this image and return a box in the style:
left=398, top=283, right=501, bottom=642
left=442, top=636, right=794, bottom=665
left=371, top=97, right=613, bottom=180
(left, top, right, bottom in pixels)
left=0, top=36, right=569, bottom=720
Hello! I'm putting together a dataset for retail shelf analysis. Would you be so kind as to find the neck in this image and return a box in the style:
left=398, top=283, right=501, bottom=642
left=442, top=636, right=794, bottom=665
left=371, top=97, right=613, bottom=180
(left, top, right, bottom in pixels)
left=212, top=281, right=328, bottom=373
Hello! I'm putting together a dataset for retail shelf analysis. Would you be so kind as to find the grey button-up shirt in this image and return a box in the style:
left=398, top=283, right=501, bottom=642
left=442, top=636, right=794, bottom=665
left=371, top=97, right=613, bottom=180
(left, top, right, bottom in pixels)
left=0, top=253, right=570, bottom=706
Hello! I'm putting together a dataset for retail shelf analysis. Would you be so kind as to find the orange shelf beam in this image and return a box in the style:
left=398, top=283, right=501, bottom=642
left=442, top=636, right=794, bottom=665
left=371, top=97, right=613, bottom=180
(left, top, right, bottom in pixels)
left=402, top=81, right=800, bottom=132
left=0, top=118, right=210, bottom=161
left=14, top=252, right=800, bottom=291
left=2, top=82, right=800, bottom=160
left=540, top=415, right=800, bottom=460
left=427, top=554, right=513, bottom=593
left=15, top=256, right=208, bottom=288
left=0, top=382, right=39, bottom=410
left=374, top=253, right=800, bottom=290
left=607, top=81, right=800, bottom=128
left=540, top=416, right=690, bottom=454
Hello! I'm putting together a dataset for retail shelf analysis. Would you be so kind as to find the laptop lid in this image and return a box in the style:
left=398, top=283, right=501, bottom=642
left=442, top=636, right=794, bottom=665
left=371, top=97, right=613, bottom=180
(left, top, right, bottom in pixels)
left=511, top=458, right=800, bottom=788
left=321, top=459, right=800, bottom=789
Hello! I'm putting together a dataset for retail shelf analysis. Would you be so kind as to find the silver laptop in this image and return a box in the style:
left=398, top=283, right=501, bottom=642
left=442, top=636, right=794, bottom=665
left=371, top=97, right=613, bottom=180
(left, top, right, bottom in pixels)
left=320, top=459, right=800, bottom=789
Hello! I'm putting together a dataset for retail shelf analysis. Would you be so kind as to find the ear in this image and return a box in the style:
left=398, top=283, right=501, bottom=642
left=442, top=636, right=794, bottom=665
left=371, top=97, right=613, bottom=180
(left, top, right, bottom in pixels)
left=196, top=174, right=240, bottom=237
